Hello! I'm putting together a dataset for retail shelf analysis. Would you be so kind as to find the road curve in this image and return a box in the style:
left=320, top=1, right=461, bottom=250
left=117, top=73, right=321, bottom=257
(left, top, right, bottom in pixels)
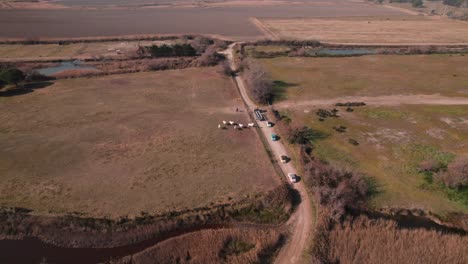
left=221, top=44, right=313, bottom=264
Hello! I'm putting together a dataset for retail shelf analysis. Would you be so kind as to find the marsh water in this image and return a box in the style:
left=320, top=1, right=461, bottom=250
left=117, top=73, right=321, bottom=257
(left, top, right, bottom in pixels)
left=316, top=48, right=377, bottom=56
left=37, top=60, right=96, bottom=76
left=0, top=213, right=464, bottom=264
left=0, top=224, right=225, bottom=264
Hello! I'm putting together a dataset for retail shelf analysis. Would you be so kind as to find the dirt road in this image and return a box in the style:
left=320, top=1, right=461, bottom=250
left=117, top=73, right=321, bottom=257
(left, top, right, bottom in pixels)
left=222, top=44, right=313, bottom=264
left=275, top=94, right=468, bottom=109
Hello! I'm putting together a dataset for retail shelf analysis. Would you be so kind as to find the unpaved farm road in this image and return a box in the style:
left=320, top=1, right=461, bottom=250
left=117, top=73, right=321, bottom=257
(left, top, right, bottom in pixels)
left=221, top=44, right=313, bottom=264
left=275, top=94, right=468, bottom=109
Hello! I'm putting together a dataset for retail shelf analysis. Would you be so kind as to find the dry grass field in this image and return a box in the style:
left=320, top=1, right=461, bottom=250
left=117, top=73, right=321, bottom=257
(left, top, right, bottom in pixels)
left=258, top=54, right=468, bottom=102
left=285, top=104, right=468, bottom=214
left=0, top=67, right=280, bottom=218
left=127, top=227, right=282, bottom=264
left=0, top=40, right=173, bottom=61
left=258, top=16, right=468, bottom=44
left=329, top=215, right=468, bottom=264
left=258, top=54, right=468, bottom=214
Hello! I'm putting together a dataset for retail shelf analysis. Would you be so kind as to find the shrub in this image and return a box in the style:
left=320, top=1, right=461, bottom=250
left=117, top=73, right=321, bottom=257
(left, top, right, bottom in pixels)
left=287, top=126, right=327, bottom=145
left=412, top=0, right=423, bottom=7
left=443, top=0, right=466, bottom=7
left=195, top=46, right=223, bottom=66
left=0, top=68, right=25, bottom=86
left=219, top=238, right=255, bottom=259
left=436, top=158, right=468, bottom=189
left=219, top=60, right=234, bottom=76
left=25, top=71, right=53, bottom=82
left=304, top=160, right=368, bottom=220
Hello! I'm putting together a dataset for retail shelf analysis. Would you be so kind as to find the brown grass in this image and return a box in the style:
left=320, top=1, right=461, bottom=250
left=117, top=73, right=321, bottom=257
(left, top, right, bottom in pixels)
left=329, top=215, right=468, bottom=264
left=259, top=16, right=468, bottom=44
left=0, top=67, right=280, bottom=218
left=126, top=227, right=283, bottom=264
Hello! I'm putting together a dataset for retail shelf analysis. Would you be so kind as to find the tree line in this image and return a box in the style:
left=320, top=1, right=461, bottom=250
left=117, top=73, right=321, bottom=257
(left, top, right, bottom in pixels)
left=146, top=44, right=197, bottom=58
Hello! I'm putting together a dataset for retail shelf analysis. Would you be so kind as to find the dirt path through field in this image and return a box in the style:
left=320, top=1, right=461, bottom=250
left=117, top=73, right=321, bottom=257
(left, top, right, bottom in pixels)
left=275, top=94, right=468, bottom=109
left=221, top=44, right=314, bottom=264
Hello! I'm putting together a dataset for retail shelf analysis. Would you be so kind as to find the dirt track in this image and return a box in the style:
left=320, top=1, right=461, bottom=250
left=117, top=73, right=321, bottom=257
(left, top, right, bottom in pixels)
left=275, top=94, right=468, bottom=109
left=222, top=44, right=314, bottom=264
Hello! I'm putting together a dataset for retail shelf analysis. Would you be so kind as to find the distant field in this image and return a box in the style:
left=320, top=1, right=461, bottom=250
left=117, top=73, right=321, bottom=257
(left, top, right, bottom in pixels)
left=258, top=54, right=468, bottom=102
left=0, top=40, right=173, bottom=61
left=259, top=16, right=468, bottom=44
left=0, top=3, right=402, bottom=40
left=284, top=104, right=468, bottom=214
left=0, top=68, right=280, bottom=217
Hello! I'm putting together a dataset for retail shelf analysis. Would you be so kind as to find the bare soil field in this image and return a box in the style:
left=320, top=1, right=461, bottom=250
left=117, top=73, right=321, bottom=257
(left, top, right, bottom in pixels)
left=258, top=16, right=468, bottom=44
left=258, top=54, right=468, bottom=102
left=0, top=3, right=403, bottom=40
left=0, top=67, right=280, bottom=218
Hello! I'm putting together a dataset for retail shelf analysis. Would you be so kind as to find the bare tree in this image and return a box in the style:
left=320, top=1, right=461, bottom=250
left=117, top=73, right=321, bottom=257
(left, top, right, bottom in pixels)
left=243, top=59, right=273, bottom=104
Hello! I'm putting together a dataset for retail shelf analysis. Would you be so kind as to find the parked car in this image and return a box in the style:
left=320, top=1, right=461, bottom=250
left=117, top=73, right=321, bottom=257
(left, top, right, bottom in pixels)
left=271, top=133, right=279, bottom=141
left=267, top=121, right=274, bottom=127
left=287, top=173, right=298, bottom=183
left=280, top=155, right=289, bottom=163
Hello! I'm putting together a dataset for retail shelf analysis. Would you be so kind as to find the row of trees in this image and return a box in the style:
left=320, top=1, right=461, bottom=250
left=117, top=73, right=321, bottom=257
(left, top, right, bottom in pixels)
left=388, top=0, right=423, bottom=7
left=146, top=44, right=197, bottom=58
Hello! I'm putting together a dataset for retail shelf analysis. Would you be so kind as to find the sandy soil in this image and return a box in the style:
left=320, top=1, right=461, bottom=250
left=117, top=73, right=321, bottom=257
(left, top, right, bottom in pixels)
left=259, top=16, right=468, bottom=44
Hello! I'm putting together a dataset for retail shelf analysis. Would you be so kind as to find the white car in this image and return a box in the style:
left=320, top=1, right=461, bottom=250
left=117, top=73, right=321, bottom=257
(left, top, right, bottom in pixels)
left=280, top=155, right=289, bottom=163
left=287, top=173, right=298, bottom=183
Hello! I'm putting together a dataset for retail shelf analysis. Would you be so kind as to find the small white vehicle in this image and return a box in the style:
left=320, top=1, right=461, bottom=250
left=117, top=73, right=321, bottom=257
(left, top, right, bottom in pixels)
left=267, top=121, right=274, bottom=127
left=287, top=173, right=298, bottom=183
left=280, top=155, right=289, bottom=163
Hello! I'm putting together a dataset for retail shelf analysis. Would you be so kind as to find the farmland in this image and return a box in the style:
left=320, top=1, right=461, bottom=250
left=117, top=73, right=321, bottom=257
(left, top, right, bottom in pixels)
left=258, top=54, right=468, bottom=102
left=283, top=104, right=468, bottom=214
left=254, top=54, right=468, bottom=215
left=0, top=2, right=403, bottom=40
left=258, top=16, right=468, bottom=44
left=0, top=67, right=280, bottom=218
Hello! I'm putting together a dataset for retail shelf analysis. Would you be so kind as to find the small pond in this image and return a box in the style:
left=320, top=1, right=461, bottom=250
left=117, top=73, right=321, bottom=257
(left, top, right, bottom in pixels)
left=37, top=60, right=96, bottom=76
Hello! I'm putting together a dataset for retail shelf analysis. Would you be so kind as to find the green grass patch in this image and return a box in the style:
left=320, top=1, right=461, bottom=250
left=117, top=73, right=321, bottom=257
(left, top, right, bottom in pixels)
left=394, top=143, right=455, bottom=174
left=314, top=142, right=358, bottom=169
left=444, top=186, right=468, bottom=207
left=422, top=105, right=468, bottom=116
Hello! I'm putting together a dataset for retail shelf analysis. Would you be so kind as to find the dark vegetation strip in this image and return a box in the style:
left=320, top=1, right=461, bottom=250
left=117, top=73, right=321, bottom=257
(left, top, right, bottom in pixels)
left=0, top=35, right=182, bottom=45
left=243, top=41, right=468, bottom=59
